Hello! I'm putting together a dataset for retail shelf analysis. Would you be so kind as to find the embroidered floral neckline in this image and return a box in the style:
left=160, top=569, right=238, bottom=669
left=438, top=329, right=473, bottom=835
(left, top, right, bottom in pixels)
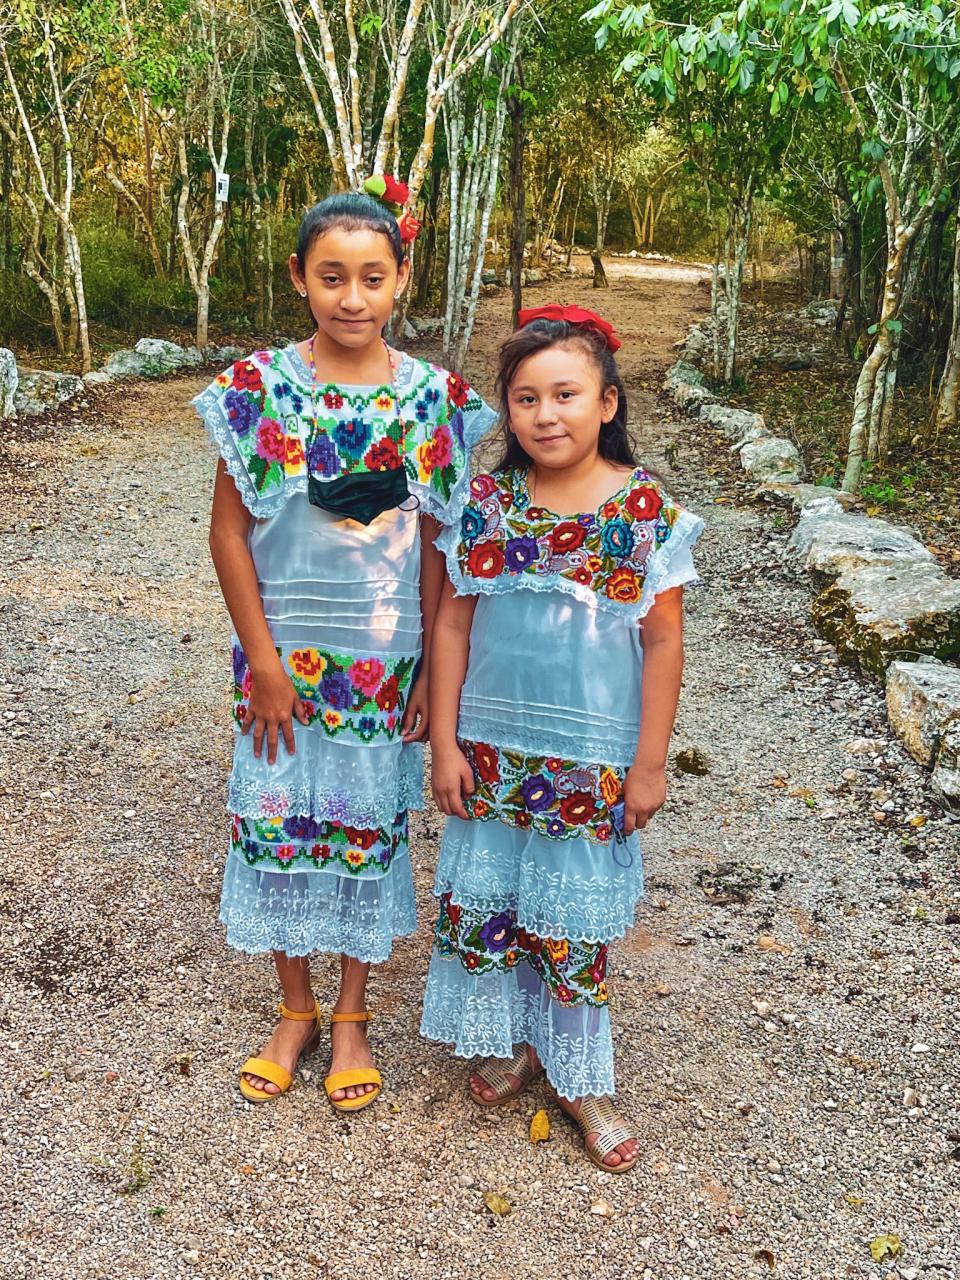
left=514, top=465, right=642, bottom=521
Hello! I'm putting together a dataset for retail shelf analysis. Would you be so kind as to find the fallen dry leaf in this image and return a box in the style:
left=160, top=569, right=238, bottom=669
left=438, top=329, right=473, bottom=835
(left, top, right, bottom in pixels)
left=844, top=1193, right=865, bottom=1206
left=529, top=1109, right=550, bottom=1144
left=757, top=935, right=792, bottom=954
left=590, top=1198, right=615, bottom=1218
left=483, top=1191, right=512, bottom=1217
left=869, top=1234, right=901, bottom=1262
left=754, top=1247, right=776, bottom=1269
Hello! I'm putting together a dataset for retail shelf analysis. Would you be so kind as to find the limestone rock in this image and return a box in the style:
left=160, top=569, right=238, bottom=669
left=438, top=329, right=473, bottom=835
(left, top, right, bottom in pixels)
left=101, top=337, right=202, bottom=380
left=932, top=720, right=960, bottom=810
left=754, top=483, right=856, bottom=512
left=699, top=403, right=766, bottom=441
left=738, top=436, right=804, bottom=483
left=790, top=507, right=933, bottom=587
left=811, top=563, right=960, bottom=681
left=885, top=660, right=960, bottom=768
left=672, top=382, right=719, bottom=414
left=204, top=344, right=245, bottom=365
left=730, top=425, right=768, bottom=451
left=14, top=369, right=85, bottom=417
left=0, top=348, right=18, bottom=419
left=663, top=360, right=705, bottom=391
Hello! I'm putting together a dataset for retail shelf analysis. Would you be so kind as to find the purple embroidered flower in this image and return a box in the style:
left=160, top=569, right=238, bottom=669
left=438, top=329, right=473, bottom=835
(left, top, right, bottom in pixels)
left=546, top=817, right=566, bottom=838
left=600, top=517, right=634, bottom=559
left=307, top=434, right=340, bottom=477
left=505, top=535, right=539, bottom=572
left=283, top=814, right=323, bottom=840
left=520, top=774, right=555, bottom=813
left=224, top=389, right=259, bottom=437
left=334, top=417, right=371, bottom=455
left=460, top=506, right=485, bottom=544
left=232, top=644, right=247, bottom=686
left=450, top=408, right=465, bottom=446
left=478, top=912, right=515, bottom=952
left=320, top=671, right=354, bottom=711
left=577, top=513, right=596, bottom=528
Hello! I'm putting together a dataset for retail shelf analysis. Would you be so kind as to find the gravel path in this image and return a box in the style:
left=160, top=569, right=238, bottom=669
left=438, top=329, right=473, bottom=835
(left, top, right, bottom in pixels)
left=2, top=262, right=957, bottom=1280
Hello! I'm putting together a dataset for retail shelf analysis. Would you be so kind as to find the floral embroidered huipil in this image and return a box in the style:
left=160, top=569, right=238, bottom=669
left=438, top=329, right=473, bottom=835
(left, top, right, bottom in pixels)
left=420, top=465, right=703, bottom=1098
left=194, top=344, right=495, bottom=961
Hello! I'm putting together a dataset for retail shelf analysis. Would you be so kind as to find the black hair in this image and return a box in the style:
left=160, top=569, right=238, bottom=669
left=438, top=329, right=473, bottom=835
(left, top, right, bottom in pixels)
left=296, top=191, right=404, bottom=271
left=495, top=318, right=637, bottom=470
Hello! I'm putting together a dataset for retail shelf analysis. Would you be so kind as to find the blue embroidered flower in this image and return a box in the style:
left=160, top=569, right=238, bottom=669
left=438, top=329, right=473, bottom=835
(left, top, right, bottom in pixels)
left=655, top=516, right=671, bottom=546
left=460, top=506, right=485, bottom=544
left=307, top=435, right=340, bottom=477
left=505, top=535, right=539, bottom=571
left=546, top=817, right=566, bottom=838
left=320, top=672, right=354, bottom=711
left=520, top=774, right=555, bottom=813
left=478, top=912, right=515, bottom=952
left=357, top=715, right=378, bottom=738
left=415, top=399, right=430, bottom=422
left=224, top=389, right=259, bottom=437
left=333, top=417, right=371, bottom=455
left=283, top=815, right=322, bottom=840
left=600, top=517, right=634, bottom=559
left=232, top=644, right=247, bottom=685
left=289, top=392, right=304, bottom=414
left=425, top=387, right=441, bottom=405
left=273, top=380, right=292, bottom=399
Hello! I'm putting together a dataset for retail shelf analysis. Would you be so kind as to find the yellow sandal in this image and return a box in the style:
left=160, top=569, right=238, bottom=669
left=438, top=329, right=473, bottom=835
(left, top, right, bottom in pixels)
left=324, top=1010, right=382, bottom=1113
left=238, top=1000, right=323, bottom=1104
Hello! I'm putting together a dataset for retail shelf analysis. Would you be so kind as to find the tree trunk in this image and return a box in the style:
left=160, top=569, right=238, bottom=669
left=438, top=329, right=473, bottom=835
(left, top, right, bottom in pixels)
left=626, top=189, right=644, bottom=251
left=507, top=59, right=525, bottom=328
left=566, top=183, right=581, bottom=268
left=934, top=201, right=960, bottom=434
left=590, top=251, right=607, bottom=289
left=724, top=177, right=753, bottom=385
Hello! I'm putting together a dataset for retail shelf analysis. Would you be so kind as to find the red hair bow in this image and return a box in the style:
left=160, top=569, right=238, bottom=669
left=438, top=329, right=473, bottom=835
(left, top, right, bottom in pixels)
left=517, top=303, right=622, bottom=353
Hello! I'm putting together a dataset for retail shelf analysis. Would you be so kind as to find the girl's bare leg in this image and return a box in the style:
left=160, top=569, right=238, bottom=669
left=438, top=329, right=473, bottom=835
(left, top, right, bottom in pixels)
left=241, top=952, right=317, bottom=1095
left=327, top=954, right=378, bottom=1102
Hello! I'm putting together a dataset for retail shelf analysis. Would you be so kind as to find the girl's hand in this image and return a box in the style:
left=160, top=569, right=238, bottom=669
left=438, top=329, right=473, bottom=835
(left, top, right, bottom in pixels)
left=431, top=744, right=476, bottom=819
left=622, top=763, right=667, bottom=836
left=241, top=665, right=309, bottom=765
left=402, top=672, right=429, bottom=743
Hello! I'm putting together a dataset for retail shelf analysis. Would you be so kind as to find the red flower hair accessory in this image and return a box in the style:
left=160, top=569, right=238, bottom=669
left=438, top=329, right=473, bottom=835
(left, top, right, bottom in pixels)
left=517, top=303, right=622, bottom=353
left=363, top=173, right=420, bottom=245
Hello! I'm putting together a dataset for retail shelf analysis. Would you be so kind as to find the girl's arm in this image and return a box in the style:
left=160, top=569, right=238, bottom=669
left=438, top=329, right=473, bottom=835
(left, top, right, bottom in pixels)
left=622, top=586, right=685, bottom=835
left=402, top=514, right=444, bottom=743
left=208, top=460, right=308, bottom=765
left=429, top=576, right=478, bottom=820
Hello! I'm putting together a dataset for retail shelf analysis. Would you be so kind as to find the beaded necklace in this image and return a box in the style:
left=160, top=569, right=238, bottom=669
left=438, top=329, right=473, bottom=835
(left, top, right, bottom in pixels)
left=304, top=333, right=400, bottom=453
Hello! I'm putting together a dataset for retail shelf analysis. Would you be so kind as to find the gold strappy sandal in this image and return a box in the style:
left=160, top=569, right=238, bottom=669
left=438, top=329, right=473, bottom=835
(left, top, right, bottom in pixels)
left=564, top=1095, right=639, bottom=1173
left=324, top=1010, right=382, bottom=1113
left=238, top=1000, right=323, bottom=1104
left=470, top=1046, right=543, bottom=1108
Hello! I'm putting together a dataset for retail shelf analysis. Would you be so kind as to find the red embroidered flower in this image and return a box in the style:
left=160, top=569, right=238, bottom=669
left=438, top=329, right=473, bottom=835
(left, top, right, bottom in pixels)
left=514, top=811, right=532, bottom=829
left=589, top=947, right=608, bottom=986
left=559, top=791, right=598, bottom=825
left=343, top=826, right=377, bottom=850
left=375, top=674, right=401, bottom=712
left=605, top=565, right=642, bottom=603
left=465, top=952, right=480, bottom=970
left=470, top=473, right=497, bottom=500
left=549, top=521, right=586, bottom=554
left=323, top=391, right=344, bottom=410
left=311, top=842, right=332, bottom=861
left=232, top=360, right=263, bottom=392
left=472, top=742, right=500, bottom=785
left=525, top=506, right=547, bottom=519
left=601, top=501, right=621, bottom=520
left=445, top=897, right=462, bottom=928
left=595, top=822, right=613, bottom=843
left=466, top=540, right=505, bottom=579
left=555, top=984, right=574, bottom=1004
left=545, top=758, right=564, bottom=773
left=571, top=566, right=593, bottom=585
left=447, top=372, right=470, bottom=408
left=364, top=438, right=401, bottom=471
left=625, top=484, right=663, bottom=522
left=256, top=419, right=285, bottom=462
left=515, top=928, right=542, bottom=954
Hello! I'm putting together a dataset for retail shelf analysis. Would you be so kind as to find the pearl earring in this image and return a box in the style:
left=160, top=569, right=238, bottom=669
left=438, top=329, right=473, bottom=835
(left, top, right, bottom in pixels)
left=299, top=290, right=307, bottom=298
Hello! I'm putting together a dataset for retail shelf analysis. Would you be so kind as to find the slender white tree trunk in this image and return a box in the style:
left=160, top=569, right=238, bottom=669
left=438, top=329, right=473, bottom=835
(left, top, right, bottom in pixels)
left=934, top=199, right=960, bottom=433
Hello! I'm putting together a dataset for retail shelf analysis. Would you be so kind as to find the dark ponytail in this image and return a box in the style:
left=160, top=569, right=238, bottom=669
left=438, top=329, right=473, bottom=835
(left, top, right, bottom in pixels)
left=296, top=191, right=404, bottom=270
left=494, top=319, right=635, bottom=471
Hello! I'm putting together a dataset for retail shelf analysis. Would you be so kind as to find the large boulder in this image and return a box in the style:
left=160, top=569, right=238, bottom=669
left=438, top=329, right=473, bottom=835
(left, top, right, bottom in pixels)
left=754, top=482, right=856, bottom=512
left=672, top=382, right=719, bottom=414
left=885, top=660, right=960, bottom=768
left=204, top=344, right=245, bottom=365
left=15, top=368, right=85, bottom=417
left=738, top=436, right=804, bottom=483
left=100, top=337, right=202, bottom=380
left=932, top=719, right=960, bottom=810
left=700, top=403, right=766, bottom=441
left=790, top=506, right=934, bottom=587
left=811, top=562, right=960, bottom=681
left=0, top=348, right=18, bottom=419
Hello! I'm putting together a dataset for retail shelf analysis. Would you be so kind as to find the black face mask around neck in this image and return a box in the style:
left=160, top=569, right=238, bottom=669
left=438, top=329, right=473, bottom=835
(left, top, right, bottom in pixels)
left=307, top=467, right=414, bottom=526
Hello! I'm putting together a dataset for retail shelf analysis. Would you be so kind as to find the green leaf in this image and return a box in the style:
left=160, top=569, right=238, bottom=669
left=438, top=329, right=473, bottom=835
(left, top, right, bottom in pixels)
left=868, top=1236, right=901, bottom=1263
left=885, top=318, right=902, bottom=333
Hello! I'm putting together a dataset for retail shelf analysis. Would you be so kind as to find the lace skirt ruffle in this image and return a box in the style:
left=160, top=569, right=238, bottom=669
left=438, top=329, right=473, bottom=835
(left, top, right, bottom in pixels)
left=433, top=815, right=643, bottom=943
left=220, top=845, right=416, bottom=962
left=420, top=951, right=614, bottom=1100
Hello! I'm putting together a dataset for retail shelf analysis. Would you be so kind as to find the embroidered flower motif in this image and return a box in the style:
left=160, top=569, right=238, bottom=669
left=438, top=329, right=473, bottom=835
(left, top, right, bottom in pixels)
left=283, top=815, right=322, bottom=840
left=520, top=774, right=555, bottom=812
left=324, top=709, right=342, bottom=730
left=289, top=648, right=326, bottom=681
left=447, top=371, right=471, bottom=408
left=478, top=912, right=515, bottom=952
left=545, top=938, right=569, bottom=965
left=559, top=791, right=598, bottom=825
left=348, top=657, right=386, bottom=697
left=600, top=517, right=634, bottom=559
left=364, top=438, right=401, bottom=472
left=334, top=417, right=371, bottom=456
left=625, top=484, right=663, bottom=522
left=345, top=849, right=366, bottom=868
left=430, top=423, right=453, bottom=470
left=323, top=391, right=344, bottom=409
left=375, top=674, right=401, bottom=712
left=285, top=436, right=305, bottom=471
left=307, top=434, right=340, bottom=477
left=472, top=742, right=501, bottom=785
left=550, top=521, right=587, bottom=554
left=276, top=844, right=296, bottom=862
left=231, top=811, right=407, bottom=875
left=224, top=389, right=260, bottom=437
left=460, top=506, right=485, bottom=544
left=470, top=474, right=498, bottom=500
left=320, top=671, right=354, bottom=711
left=256, top=418, right=285, bottom=462
left=599, top=768, right=622, bottom=807
left=232, top=359, right=263, bottom=393
left=466, top=540, right=505, bottom=579
left=375, top=392, right=394, bottom=411
left=605, top=565, right=641, bottom=603
left=505, top=535, right=539, bottom=571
